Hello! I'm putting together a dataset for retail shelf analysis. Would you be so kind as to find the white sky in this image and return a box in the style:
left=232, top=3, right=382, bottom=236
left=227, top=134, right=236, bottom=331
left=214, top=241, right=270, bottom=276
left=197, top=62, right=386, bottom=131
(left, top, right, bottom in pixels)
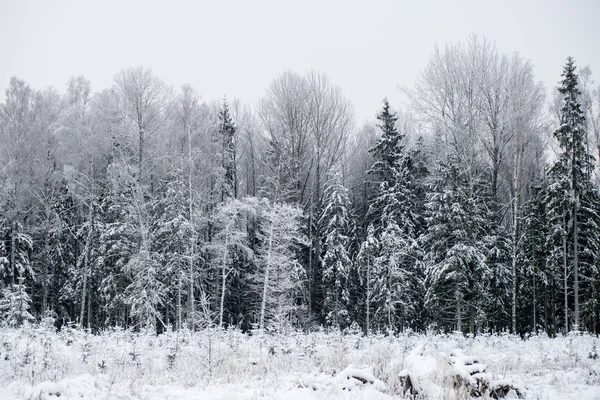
left=1, top=0, right=599, bottom=122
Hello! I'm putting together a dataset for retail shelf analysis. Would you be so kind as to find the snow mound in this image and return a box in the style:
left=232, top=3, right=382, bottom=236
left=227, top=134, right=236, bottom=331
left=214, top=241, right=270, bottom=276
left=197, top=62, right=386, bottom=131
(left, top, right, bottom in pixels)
left=5, top=374, right=111, bottom=400
left=399, top=344, right=523, bottom=399
left=299, top=365, right=387, bottom=394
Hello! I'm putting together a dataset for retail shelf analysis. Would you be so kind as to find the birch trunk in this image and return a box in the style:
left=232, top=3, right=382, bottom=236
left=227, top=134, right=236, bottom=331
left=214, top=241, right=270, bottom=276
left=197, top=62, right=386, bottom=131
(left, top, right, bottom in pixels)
left=259, top=217, right=274, bottom=330
left=218, top=234, right=229, bottom=328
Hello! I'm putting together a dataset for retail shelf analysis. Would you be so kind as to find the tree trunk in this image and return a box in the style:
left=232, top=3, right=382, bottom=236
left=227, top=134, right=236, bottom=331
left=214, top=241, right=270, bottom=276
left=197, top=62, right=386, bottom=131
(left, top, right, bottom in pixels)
left=42, top=226, right=49, bottom=312
left=563, top=214, right=569, bottom=333
left=259, top=216, right=275, bottom=331
left=532, top=270, right=536, bottom=333
left=456, top=290, right=462, bottom=333
left=511, top=132, right=524, bottom=334
left=188, top=123, right=195, bottom=329
left=80, top=206, right=94, bottom=327
left=572, top=124, right=580, bottom=331
left=219, top=266, right=227, bottom=328
left=592, top=280, right=598, bottom=335
left=366, top=261, right=370, bottom=335
left=138, top=123, right=144, bottom=181
left=218, top=233, right=229, bottom=328
left=87, top=284, right=92, bottom=329
left=573, top=194, right=579, bottom=330
left=10, top=220, right=15, bottom=285
left=177, top=267, right=182, bottom=331
left=511, top=186, right=519, bottom=334
left=307, top=201, right=313, bottom=323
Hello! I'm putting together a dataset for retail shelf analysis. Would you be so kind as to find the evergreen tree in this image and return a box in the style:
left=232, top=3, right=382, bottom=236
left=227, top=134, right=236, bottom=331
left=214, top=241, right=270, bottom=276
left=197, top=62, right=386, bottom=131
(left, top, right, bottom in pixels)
left=32, top=179, right=78, bottom=321
left=520, top=182, right=552, bottom=334
left=372, top=220, right=419, bottom=331
left=151, top=168, right=195, bottom=330
left=547, top=57, right=600, bottom=332
left=479, top=178, right=512, bottom=332
left=215, top=98, right=237, bottom=202
left=320, top=173, right=352, bottom=329
left=367, top=98, right=403, bottom=230
left=364, top=99, right=422, bottom=332
left=544, top=166, right=571, bottom=333
left=97, top=162, right=163, bottom=330
left=422, top=159, right=486, bottom=333
left=0, top=275, right=34, bottom=327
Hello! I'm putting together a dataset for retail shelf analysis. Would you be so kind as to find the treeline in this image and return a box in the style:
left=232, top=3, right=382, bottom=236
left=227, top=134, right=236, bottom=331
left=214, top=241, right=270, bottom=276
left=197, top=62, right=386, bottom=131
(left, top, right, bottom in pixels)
left=1, top=36, right=599, bottom=335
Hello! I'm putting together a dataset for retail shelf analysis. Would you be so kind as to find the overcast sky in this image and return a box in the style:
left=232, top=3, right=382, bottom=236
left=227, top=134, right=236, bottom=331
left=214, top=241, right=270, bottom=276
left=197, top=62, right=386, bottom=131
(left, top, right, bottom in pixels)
left=1, top=0, right=599, bottom=122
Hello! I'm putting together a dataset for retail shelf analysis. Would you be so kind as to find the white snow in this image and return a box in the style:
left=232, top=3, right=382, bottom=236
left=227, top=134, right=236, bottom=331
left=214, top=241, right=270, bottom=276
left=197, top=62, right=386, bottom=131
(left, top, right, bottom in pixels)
left=0, top=326, right=599, bottom=399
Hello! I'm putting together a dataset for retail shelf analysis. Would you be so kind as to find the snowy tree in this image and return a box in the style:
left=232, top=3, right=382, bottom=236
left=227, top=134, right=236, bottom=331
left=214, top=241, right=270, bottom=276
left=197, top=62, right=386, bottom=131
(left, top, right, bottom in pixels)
left=422, top=159, right=486, bottom=333
left=547, top=57, right=600, bottom=332
left=151, top=168, right=195, bottom=330
left=372, top=221, right=419, bottom=332
left=367, top=98, right=403, bottom=229
left=364, top=99, right=421, bottom=332
left=97, top=161, right=163, bottom=329
left=255, top=198, right=305, bottom=331
left=208, top=198, right=254, bottom=328
left=544, top=164, right=572, bottom=333
left=214, top=97, right=237, bottom=202
left=114, top=66, right=172, bottom=184
left=0, top=275, right=34, bottom=327
left=320, top=173, right=352, bottom=329
left=123, top=245, right=164, bottom=331
left=356, top=224, right=378, bottom=334
left=520, top=182, right=552, bottom=333
left=33, top=180, right=78, bottom=318
left=479, top=188, right=512, bottom=332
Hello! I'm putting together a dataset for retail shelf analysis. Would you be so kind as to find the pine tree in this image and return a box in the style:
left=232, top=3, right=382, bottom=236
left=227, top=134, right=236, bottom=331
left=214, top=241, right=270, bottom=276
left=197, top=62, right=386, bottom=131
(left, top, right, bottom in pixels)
left=33, top=179, right=78, bottom=321
left=479, top=178, right=512, bottom=332
left=362, top=98, right=423, bottom=332
left=367, top=98, right=403, bottom=230
left=422, top=159, right=486, bottom=333
left=151, top=168, right=195, bottom=330
left=124, top=245, right=164, bottom=331
left=0, top=275, right=34, bottom=327
left=521, top=182, right=552, bottom=334
left=97, top=161, right=163, bottom=330
left=372, top=221, right=419, bottom=332
left=548, top=57, right=600, bottom=331
left=215, top=97, right=237, bottom=202
left=320, top=173, right=352, bottom=329
left=544, top=166, right=571, bottom=333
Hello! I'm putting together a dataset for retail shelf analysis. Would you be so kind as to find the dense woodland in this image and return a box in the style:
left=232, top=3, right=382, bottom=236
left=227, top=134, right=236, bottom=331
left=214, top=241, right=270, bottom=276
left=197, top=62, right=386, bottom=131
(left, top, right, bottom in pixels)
left=1, top=36, right=599, bottom=336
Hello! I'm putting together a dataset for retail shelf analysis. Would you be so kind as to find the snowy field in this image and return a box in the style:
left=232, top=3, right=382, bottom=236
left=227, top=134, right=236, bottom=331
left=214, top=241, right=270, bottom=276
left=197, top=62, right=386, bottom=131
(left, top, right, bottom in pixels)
left=1, top=325, right=599, bottom=399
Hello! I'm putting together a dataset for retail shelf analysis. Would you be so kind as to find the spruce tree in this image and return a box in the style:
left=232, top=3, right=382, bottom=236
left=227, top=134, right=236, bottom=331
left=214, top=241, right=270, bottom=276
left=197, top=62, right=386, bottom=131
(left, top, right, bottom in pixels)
left=215, top=98, right=237, bottom=202
left=151, top=168, right=195, bottom=330
left=520, top=182, right=551, bottom=333
left=367, top=98, right=403, bottom=230
left=422, top=158, right=486, bottom=333
left=548, top=57, right=600, bottom=331
left=320, top=173, right=352, bottom=329
left=364, top=98, right=422, bottom=332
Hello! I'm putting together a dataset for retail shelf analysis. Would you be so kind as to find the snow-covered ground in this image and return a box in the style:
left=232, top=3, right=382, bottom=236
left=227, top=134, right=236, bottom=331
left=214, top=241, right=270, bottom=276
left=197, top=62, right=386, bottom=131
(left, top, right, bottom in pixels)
left=1, top=325, right=599, bottom=399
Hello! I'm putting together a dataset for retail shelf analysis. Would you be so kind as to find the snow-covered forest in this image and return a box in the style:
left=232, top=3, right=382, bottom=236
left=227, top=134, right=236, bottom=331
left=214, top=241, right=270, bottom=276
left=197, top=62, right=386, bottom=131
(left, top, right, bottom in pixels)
left=1, top=36, right=600, bottom=337
left=2, top=29, right=600, bottom=398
